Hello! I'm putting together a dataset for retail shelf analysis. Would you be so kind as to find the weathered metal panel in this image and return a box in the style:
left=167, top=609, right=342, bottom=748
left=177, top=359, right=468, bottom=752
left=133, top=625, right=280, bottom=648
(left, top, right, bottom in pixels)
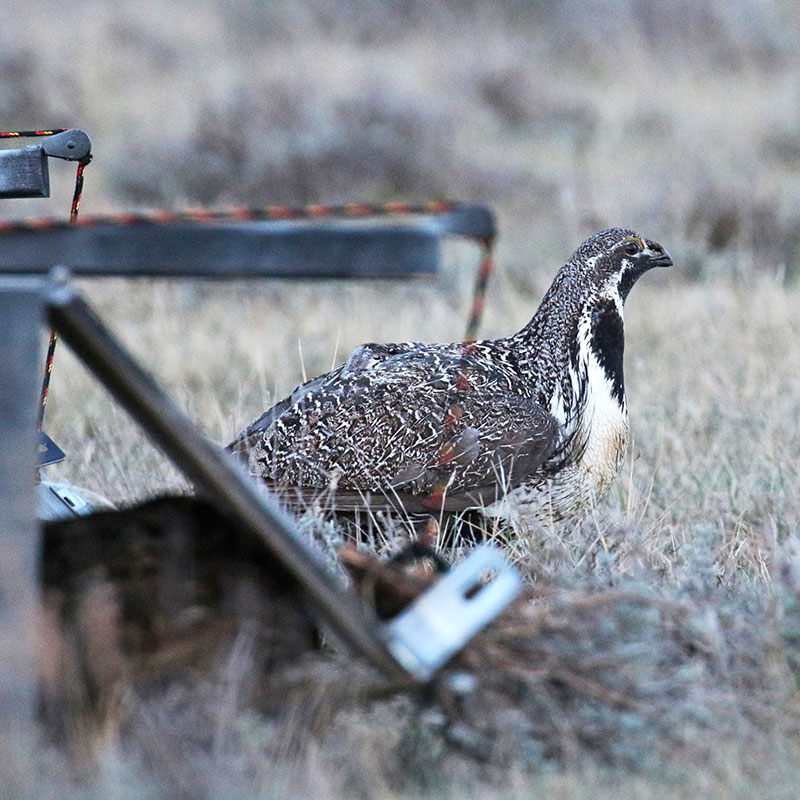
left=0, top=147, right=50, bottom=198
left=0, top=205, right=495, bottom=278
left=0, top=278, right=43, bottom=732
left=0, top=223, right=441, bottom=278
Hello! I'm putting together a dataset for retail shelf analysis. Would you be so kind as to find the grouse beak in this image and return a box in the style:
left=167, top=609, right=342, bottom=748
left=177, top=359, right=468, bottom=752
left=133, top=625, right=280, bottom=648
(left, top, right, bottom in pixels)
left=644, top=241, right=672, bottom=268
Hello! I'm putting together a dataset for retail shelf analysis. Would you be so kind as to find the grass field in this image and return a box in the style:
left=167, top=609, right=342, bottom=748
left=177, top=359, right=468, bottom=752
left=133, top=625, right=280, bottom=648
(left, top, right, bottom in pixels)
left=4, top=0, right=800, bottom=797
left=34, top=278, right=800, bottom=800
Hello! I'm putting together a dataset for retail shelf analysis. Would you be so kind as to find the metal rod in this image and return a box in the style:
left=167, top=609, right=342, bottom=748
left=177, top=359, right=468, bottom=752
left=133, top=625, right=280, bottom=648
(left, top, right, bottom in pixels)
left=0, top=206, right=495, bottom=277
left=0, top=278, right=44, bottom=745
left=46, top=283, right=410, bottom=681
left=1, top=223, right=441, bottom=278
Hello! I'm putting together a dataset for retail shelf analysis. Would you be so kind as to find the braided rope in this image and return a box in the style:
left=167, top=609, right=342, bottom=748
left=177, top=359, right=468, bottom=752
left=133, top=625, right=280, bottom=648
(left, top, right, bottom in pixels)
left=0, top=128, right=92, bottom=429
left=0, top=129, right=69, bottom=138
left=0, top=200, right=458, bottom=232
left=463, top=236, right=494, bottom=343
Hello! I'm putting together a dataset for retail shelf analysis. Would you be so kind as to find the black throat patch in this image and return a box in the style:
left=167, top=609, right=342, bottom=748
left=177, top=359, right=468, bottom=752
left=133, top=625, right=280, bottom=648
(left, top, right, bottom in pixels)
left=617, top=260, right=651, bottom=302
left=590, top=300, right=625, bottom=405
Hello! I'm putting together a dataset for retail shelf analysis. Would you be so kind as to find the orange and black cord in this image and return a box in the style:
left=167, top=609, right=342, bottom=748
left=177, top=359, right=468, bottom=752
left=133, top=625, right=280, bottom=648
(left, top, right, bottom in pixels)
left=464, top=236, right=495, bottom=343
left=0, top=128, right=69, bottom=139
left=37, top=152, right=92, bottom=429
left=0, top=128, right=92, bottom=429
left=0, top=200, right=457, bottom=231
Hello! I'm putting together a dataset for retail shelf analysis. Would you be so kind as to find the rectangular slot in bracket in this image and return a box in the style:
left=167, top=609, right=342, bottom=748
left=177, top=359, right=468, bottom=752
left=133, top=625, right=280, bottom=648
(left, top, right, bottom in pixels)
left=385, top=543, right=522, bottom=680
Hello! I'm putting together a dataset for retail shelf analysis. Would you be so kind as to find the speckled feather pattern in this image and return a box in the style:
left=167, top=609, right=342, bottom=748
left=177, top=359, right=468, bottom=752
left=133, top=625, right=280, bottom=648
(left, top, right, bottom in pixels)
left=230, top=227, right=671, bottom=524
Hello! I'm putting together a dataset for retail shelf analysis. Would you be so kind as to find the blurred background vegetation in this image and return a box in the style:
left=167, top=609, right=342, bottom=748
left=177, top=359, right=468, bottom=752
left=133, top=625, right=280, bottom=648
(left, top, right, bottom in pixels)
left=5, top=0, right=800, bottom=283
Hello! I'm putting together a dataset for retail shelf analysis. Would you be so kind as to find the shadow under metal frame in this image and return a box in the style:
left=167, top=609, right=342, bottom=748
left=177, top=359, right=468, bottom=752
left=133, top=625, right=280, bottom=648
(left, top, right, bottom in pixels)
left=0, top=205, right=497, bottom=732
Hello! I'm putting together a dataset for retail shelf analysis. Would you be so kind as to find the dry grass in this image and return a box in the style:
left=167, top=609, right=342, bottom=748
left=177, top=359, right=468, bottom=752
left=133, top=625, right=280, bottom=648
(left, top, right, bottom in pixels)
left=43, top=276, right=800, bottom=586
left=29, top=263, right=800, bottom=800
left=4, top=0, right=800, bottom=796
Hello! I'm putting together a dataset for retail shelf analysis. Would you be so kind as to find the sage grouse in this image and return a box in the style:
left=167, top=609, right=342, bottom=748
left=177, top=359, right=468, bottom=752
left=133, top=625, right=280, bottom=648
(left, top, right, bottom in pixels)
left=229, top=228, right=672, bottom=528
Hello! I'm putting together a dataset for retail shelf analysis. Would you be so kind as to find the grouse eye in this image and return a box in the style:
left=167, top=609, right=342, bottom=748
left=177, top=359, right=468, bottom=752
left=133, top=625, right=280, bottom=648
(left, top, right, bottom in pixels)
left=623, top=240, right=641, bottom=256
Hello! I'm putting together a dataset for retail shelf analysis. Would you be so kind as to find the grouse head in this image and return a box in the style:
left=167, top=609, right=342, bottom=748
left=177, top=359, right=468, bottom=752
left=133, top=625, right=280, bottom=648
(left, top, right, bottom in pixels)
left=569, top=227, right=673, bottom=304
left=524, top=227, right=672, bottom=348
left=515, top=227, right=673, bottom=429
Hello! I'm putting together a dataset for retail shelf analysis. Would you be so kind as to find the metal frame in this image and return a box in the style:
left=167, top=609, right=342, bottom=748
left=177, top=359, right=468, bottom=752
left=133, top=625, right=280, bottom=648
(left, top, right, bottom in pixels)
left=0, top=207, right=495, bottom=278
left=0, top=131, right=510, bottom=736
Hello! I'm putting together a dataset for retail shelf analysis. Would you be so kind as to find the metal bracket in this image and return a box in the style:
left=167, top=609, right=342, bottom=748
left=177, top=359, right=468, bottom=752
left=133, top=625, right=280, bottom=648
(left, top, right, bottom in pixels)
left=0, top=130, right=91, bottom=199
left=385, top=543, right=522, bottom=680
left=38, top=430, right=66, bottom=467
left=37, top=479, right=104, bottom=520
left=40, top=130, right=91, bottom=162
